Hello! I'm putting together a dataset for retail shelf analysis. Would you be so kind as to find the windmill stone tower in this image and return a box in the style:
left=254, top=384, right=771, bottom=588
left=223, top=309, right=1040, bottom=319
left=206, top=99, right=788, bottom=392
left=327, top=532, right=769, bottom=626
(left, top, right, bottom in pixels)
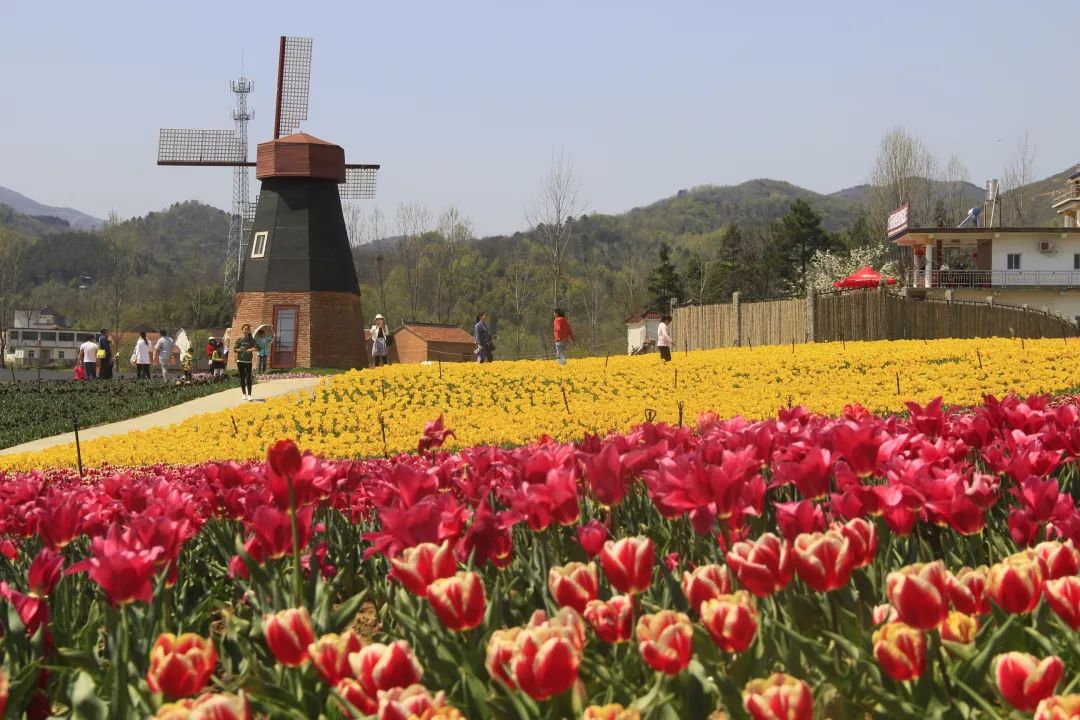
left=158, top=36, right=378, bottom=370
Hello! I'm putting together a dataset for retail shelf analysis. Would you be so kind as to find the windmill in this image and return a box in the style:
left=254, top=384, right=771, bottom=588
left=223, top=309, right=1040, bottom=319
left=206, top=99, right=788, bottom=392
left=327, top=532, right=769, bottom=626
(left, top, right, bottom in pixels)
left=158, top=36, right=380, bottom=370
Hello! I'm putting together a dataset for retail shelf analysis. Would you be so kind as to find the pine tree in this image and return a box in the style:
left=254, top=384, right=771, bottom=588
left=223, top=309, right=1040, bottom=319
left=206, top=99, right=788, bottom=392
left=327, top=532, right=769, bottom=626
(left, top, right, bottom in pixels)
left=774, top=200, right=838, bottom=294
left=647, top=242, right=683, bottom=312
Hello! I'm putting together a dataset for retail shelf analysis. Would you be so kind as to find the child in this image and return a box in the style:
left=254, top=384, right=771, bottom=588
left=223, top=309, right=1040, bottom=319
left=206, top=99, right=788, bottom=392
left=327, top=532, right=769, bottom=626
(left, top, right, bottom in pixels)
left=211, top=341, right=226, bottom=378
left=181, top=348, right=194, bottom=382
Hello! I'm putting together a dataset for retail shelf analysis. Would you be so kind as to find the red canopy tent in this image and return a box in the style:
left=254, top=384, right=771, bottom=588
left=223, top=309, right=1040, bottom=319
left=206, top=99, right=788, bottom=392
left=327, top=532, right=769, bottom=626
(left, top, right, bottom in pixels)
left=833, top=266, right=897, bottom=289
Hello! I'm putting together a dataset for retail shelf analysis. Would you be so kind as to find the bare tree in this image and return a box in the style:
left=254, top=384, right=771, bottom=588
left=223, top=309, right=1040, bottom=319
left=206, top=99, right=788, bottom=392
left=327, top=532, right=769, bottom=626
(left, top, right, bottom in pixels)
left=369, top=207, right=390, bottom=316
left=526, top=152, right=583, bottom=310
left=343, top=202, right=367, bottom=247
left=1003, top=133, right=1037, bottom=227
left=434, top=205, right=473, bottom=323
left=944, top=155, right=971, bottom=224
left=868, top=127, right=939, bottom=233
left=0, top=229, right=31, bottom=368
left=98, top=212, right=142, bottom=352
left=395, top=202, right=432, bottom=320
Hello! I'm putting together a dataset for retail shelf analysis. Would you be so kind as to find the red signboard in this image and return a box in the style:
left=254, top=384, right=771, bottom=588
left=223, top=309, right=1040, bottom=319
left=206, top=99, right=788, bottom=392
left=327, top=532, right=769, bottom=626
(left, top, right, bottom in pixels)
left=887, top=204, right=909, bottom=239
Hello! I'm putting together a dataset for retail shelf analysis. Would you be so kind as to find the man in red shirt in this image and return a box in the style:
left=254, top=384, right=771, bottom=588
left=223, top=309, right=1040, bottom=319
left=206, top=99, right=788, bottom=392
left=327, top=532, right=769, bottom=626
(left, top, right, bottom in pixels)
left=553, top=308, right=575, bottom=365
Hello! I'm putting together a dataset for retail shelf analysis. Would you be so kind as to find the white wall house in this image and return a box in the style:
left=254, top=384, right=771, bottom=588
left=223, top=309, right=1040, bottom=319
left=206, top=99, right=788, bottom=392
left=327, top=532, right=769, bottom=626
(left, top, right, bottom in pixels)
left=893, top=171, right=1080, bottom=325
left=625, top=312, right=661, bottom=354
left=3, top=309, right=97, bottom=366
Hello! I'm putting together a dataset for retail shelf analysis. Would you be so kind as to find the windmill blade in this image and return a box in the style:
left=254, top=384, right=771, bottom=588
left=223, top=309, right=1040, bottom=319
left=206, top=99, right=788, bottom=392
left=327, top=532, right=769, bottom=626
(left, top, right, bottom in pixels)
left=275, top=36, right=312, bottom=138
left=158, top=129, right=247, bottom=165
left=339, top=165, right=380, bottom=199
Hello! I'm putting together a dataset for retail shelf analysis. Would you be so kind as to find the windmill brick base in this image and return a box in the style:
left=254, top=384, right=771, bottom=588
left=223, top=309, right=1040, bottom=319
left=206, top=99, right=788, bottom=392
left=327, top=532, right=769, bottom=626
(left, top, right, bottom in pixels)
left=231, top=290, right=366, bottom=370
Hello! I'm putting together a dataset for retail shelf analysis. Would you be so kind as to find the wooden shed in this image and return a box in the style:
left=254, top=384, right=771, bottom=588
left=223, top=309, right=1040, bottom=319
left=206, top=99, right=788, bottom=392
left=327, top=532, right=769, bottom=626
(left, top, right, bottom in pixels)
left=390, top=322, right=477, bottom=364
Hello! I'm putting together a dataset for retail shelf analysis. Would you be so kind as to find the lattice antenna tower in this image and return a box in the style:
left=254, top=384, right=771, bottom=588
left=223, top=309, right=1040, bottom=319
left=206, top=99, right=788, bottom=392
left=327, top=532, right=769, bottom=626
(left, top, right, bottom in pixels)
left=224, top=75, right=255, bottom=290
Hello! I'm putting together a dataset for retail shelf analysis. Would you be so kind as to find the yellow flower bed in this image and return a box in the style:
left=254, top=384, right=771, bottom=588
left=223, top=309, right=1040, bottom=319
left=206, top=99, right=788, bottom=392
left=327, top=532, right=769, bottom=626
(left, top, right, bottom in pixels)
left=4, top=337, right=1079, bottom=470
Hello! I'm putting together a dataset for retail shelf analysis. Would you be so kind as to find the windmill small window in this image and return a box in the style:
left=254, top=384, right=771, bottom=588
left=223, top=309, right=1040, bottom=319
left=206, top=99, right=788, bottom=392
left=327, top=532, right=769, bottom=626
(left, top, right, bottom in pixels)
left=251, top=231, right=269, bottom=258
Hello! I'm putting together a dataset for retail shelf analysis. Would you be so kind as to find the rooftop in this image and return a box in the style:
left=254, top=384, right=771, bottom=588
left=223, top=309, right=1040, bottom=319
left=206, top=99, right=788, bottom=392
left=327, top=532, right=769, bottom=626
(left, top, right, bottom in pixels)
left=395, top=322, right=475, bottom=344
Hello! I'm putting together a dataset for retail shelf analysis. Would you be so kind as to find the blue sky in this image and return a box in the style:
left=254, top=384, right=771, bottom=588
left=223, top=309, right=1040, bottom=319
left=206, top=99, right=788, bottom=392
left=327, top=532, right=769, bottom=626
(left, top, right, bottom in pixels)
left=2, top=1, right=1077, bottom=236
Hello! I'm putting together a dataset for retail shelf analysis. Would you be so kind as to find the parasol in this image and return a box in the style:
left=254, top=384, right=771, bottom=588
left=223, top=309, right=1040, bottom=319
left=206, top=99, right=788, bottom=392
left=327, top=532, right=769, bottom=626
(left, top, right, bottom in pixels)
left=175, top=329, right=191, bottom=356
left=833, top=266, right=897, bottom=289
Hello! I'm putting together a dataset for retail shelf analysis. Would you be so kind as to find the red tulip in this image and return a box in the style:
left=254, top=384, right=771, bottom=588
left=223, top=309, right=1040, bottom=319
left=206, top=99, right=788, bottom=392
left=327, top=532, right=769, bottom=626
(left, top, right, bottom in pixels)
left=146, top=632, right=216, bottom=699
left=600, top=536, right=654, bottom=595
left=485, top=627, right=522, bottom=689
left=27, top=548, right=64, bottom=597
left=726, top=533, right=793, bottom=597
left=938, top=611, right=977, bottom=645
left=510, top=625, right=582, bottom=700
left=1034, top=694, right=1080, bottom=720
left=947, top=566, right=990, bottom=615
left=885, top=561, right=950, bottom=629
left=988, top=551, right=1046, bottom=614
left=426, top=571, right=486, bottom=631
left=263, top=607, right=315, bottom=667
left=700, top=592, right=758, bottom=653
left=576, top=520, right=609, bottom=557
left=389, top=541, right=457, bottom=597
left=994, top=652, right=1064, bottom=712
left=65, top=524, right=163, bottom=605
left=1034, top=540, right=1080, bottom=580
left=336, top=677, right=378, bottom=716
left=0, top=669, right=6, bottom=718
left=1044, top=577, right=1080, bottom=630
left=0, top=582, right=49, bottom=637
left=348, top=641, right=424, bottom=703
left=266, top=438, right=324, bottom=509
left=774, top=500, right=825, bottom=541
left=743, top=673, right=814, bottom=720
left=251, top=504, right=314, bottom=560
left=376, top=684, right=447, bottom=720
left=531, top=607, right=586, bottom=652
left=583, top=595, right=634, bottom=644
left=872, top=622, right=926, bottom=681
left=188, top=691, right=250, bottom=720
left=548, top=562, right=599, bottom=613
left=309, top=631, right=364, bottom=685
left=681, top=564, right=732, bottom=612
left=792, top=530, right=858, bottom=593
left=872, top=604, right=898, bottom=625
left=636, top=610, right=693, bottom=675
left=838, top=517, right=878, bottom=568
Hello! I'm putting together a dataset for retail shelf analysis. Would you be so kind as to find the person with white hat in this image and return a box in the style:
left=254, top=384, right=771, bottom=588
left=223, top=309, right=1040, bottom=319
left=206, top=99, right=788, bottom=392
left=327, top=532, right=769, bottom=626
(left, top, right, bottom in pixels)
left=369, top=314, right=391, bottom=367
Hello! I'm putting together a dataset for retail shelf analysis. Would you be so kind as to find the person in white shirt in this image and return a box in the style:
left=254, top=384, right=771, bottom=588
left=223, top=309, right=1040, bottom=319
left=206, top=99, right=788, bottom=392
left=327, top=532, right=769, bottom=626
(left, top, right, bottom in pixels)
left=79, top=338, right=99, bottom=379
left=657, top=314, right=673, bottom=362
left=134, top=331, right=152, bottom=380
left=154, top=329, right=175, bottom=381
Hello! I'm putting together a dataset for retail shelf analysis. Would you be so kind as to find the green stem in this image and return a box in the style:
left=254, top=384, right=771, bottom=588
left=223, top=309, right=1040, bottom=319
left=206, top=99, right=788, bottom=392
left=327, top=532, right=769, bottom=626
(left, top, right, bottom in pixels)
left=287, top=475, right=303, bottom=608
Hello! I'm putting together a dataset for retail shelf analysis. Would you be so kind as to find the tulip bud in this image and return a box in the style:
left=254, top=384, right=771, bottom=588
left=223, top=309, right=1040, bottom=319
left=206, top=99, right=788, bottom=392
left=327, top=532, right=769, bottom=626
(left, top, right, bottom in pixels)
left=994, top=652, right=1064, bottom=712
left=700, top=592, right=759, bottom=653
left=792, top=530, right=858, bottom=593
left=871, top=604, right=898, bottom=625
left=189, top=691, right=250, bottom=720
left=636, top=610, right=693, bottom=675
left=510, top=625, right=581, bottom=700
left=726, top=533, right=794, bottom=597
left=485, top=627, right=522, bottom=690
left=309, top=631, right=364, bottom=686
left=27, top=548, right=64, bottom=598
left=348, top=641, right=424, bottom=702
left=872, top=622, right=926, bottom=681
left=146, top=632, right=217, bottom=699
left=1034, top=694, right=1080, bottom=720
left=681, top=564, right=731, bottom=611
left=376, top=684, right=447, bottom=720
left=743, top=673, right=814, bottom=720
left=1045, top=576, right=1080, bottom=630
left=582, top=704, right=642, bottom=720
left=548, top=562, right=599, bottom=613
left=838, top=517, right=878, bottom=568
left=426, top=571, right=486, bottom=632
left=987, top=551, right=1046, bottom=614
left=1034, top=540, right=1080, bottom=580
left=389, top=541, right=457, bottom=597
left=947, top=566, right=990, bottom=615
left=600, top=537, right=654, bottom=595
left=576, top=520, right=609, bottom=557
left=583, top=595, right=634, bottom=644
left=336, top=677, right=378, bottom=716
left=938, top=611, right=977, bottom=645
left=263, top=607, right=315, bottom=667
left=885, top=561, right=950, bottom=629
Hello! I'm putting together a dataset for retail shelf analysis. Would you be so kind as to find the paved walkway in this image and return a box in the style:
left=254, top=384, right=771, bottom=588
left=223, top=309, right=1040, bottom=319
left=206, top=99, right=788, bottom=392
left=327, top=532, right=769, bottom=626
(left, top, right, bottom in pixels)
left=0, top=377, right=324, bottom=456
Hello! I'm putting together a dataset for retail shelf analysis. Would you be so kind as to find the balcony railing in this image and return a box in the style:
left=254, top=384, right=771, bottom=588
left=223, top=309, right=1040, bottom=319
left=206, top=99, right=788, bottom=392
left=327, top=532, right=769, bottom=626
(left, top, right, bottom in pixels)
left=1053, top=186, right=1080, bottom=205
left=906, top=270, right=1080, bottom=289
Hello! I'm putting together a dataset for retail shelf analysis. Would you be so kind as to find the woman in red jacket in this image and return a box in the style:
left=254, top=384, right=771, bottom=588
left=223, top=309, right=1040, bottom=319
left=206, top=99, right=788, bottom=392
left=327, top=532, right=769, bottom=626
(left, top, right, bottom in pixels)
left=553, top=308, right=575, bottom=365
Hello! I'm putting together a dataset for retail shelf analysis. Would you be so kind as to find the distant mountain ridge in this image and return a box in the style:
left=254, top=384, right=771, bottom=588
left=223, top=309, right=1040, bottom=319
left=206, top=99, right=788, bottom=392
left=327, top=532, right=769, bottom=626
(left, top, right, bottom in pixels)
left=0, top=185, right=103, bottom=229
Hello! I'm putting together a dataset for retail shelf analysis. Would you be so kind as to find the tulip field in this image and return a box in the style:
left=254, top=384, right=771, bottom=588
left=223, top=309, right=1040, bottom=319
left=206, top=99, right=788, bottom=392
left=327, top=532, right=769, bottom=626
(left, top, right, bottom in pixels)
left=0, top=340, right=1079, bottom=719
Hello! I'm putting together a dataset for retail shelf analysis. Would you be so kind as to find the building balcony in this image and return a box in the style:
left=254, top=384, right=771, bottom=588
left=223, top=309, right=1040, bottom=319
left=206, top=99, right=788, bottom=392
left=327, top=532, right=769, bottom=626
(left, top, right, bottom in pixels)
left=1052, top=185, right=1080, bottom=207
left=905, top=270, right=1080, bottom=289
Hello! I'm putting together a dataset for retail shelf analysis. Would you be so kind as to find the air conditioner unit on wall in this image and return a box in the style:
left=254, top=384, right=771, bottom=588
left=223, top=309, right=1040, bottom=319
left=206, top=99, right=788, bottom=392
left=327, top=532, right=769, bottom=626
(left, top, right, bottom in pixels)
left=1039, top=240, right=1055, bottom=254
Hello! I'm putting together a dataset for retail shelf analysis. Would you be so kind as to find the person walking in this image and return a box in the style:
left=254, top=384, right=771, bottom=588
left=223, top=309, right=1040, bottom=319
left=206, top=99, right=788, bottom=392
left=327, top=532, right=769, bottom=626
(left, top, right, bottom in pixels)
left=553, top=309, right=575, bottom=365
left=96, top=329, right=113, bottom=379
left=210, top=341, right=226, bottom=377
left=79, top=336, right=99, bottom=380
left=134, top=331, right=152, bottom=379
left=155, top=329, right=175, bottom=381
left=474, top=312, right=494, bottom=363
left=657, top=314, right=673, bottom=362
left=369, top=314, right=391, bottom=367
left=234, top=324, right=257, bottom=400
left=255, top=327, right=272, bottom=374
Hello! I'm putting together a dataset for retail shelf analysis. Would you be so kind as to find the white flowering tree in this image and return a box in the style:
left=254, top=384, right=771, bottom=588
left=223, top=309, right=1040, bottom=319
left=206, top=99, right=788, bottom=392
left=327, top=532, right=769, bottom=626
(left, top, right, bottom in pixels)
left=805, top=243, right=899, bottom=294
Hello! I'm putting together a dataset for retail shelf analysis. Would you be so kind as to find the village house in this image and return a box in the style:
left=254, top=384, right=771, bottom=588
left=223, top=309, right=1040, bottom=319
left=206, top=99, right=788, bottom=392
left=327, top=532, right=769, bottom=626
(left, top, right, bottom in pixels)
left=3, top=308, right=97, bottom=366
left=390, top=322, right=477, bottom=364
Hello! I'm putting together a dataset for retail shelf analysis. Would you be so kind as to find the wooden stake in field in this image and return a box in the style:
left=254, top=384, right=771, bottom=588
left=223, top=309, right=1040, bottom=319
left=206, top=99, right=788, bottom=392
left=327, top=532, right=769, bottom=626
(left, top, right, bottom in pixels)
left=72, top=415, right=84, bottom=478
left=231, top=416, right=239, bottom=435
left=379, top=414, right=388, bottom=458
left=976, top=348, right=983, bottom=369
left=840, top=331, right=845, bottom=351
left=674, top=369, right=678, bottom=390
left=895, top=371, right=901, bottom=396
left=644, top=408, right=657, bottom=423
left=604, top=353, right=609, bottom=368
left=561, top=385, right=571, bottom=414
left=438, top=359, right=443, bottom=379
left=1021, top=337, right=1025, bottom=351
left=677, top=400, right=684, bottom=426
left=684, top=339, right=688, bottom=357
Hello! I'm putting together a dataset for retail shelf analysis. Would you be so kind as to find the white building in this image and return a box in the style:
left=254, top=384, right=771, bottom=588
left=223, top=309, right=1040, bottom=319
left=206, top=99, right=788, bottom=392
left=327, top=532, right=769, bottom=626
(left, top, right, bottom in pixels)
left=894, top=171, right=1080, bottom=324
left=625, top=311, right=661, bottom=354
left=3, top=308, right=97, bottom=366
